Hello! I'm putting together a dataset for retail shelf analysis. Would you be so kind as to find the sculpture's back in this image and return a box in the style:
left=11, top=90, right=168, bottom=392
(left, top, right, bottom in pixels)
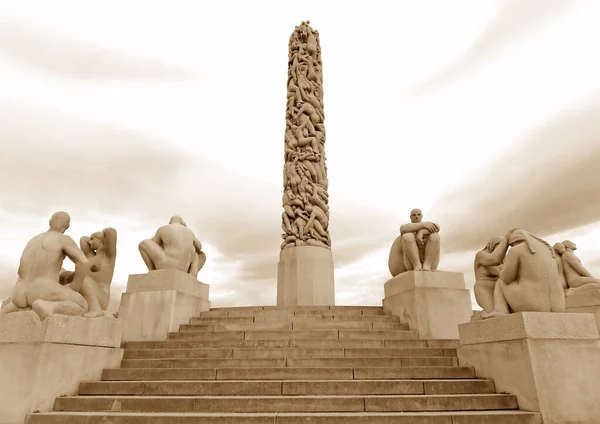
left=502, top=231, right=564, bottom=313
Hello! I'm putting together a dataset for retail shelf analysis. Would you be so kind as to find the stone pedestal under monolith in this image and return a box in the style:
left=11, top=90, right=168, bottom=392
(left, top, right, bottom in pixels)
left=118, top=269, right=211, bottom=342
left=565, top=287, right=600, bottom=330
left=0, top=311, right=123, bottom=424
left=382, top=271, right=472, bottom=339
left=277, top=246, right=335, bottom=306
left=458, top=312, right=600, bottom=424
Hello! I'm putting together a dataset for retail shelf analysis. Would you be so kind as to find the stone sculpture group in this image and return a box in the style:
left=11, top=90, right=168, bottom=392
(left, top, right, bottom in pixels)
left=471, top=230, right=600, bottom=318
left=1, top=20, right=598, bottom=326
left=0, top=212, right=206, bottom=321
left=2, top=203, right=598, bottom=323
left=281, top=21, right=331, bottom=250
left=386, top=209, right=600, bottom=319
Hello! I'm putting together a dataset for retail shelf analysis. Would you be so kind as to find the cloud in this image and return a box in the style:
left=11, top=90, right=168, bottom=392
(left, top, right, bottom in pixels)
left=587, top=256, right=600, bottom=277
left=0, top=99, right=194, bottom=217
left=0, top=19, right=195, bottom=80
left=407, top=0, right=573, bottom=96
left=0, top=99, right=404, bottom=309
left=433, top=98, right=600, bottom=253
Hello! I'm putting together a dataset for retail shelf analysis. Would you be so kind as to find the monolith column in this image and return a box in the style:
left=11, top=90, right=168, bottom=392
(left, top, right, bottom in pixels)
left=277, top=21, right=335, bottom=306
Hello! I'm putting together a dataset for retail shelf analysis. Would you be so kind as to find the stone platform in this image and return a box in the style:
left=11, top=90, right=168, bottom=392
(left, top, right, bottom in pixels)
left=27, top=305, right=540, bottom=423
left=565, top=287, right=600, bottom=330
left=458, top=312, right=600, bottom=424
left=382, top=271, right=472, bottom=339
left=118, top=269, right=211, bottom=342
left=277, top=246, right=335, bottom=306
left=0, top=311, right=123, bottom=424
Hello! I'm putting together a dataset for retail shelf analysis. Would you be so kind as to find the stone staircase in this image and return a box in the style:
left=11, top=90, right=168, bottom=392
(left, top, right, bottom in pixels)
left=26, top=306, right=541, bottom=423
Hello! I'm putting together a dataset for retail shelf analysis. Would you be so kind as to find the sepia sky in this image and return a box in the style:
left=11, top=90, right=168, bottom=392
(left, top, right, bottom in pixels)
left=1, top=0, right=599, bottom=311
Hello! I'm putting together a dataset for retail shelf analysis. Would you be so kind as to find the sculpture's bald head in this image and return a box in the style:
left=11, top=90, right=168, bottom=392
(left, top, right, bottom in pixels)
left=553, top=242, right=566, bottom=255
left=486, top=236, right=504, bottom=253
left=409, top=209, right=422, bottom=223
left=562, top=240, right=577, bottom=250
left=169, top=215, right=187, bottom=227
left=49, top=211, right=70, bottom=233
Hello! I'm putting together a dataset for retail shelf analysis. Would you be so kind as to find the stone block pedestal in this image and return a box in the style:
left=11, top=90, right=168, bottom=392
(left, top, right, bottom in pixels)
left=458, top=312, right=600, bottom=424
left=382, top=271, right=472, bottom=339
left=0, top=311, right=123, bottom=424
left=119, top=269, right=211, bottom=342
left=565, top=287, right=600, bottom=330
left=277, top=246, right=335, bottom=306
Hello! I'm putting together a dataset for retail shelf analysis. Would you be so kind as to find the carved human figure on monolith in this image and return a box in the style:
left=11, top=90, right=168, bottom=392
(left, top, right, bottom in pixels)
left=60, top=228, right=117, bottom=317
left=138, top=215, right=206, bottom=278
left=555, top=240, right=600, bottom=296
left=0, top=211, right=90, bottom=320
left=388, top=208, right=441, bottom=276
left=483, top=229, right=565, bottom=318
left=473, top=236, right=510, bottom=313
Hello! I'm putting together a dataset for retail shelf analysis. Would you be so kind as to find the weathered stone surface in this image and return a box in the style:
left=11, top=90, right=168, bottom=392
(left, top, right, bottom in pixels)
left=277, top=245, right=335, bottom=306
left=565, top=287, right=600, bottom=308
left=458, top=312, right=599, bottom=345
left=564, top=288, right=600, bottom=330
left=0, top=311, right=122, bottom=348
left=0, top=313, right=123, bottom=424
left=384, top=271, right=465, bottom=297
left=25, top=301, right=542, bottom=422
left=127, top=269, right=209, bottom=298
left=458, top=312, right=600, bottom=423
left=52, top=393, right=518, bottom=413
left=119, top=269, right=211, bottom=342
left=25, top=411, right=543, bottom=424
left=383, top=272, right=472, bottom=339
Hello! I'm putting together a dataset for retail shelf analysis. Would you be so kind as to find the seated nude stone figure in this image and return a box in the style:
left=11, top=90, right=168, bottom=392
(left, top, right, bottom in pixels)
left=483, top=229, right=565, bottom=319
left=139, top=215, right=206, bottom=278
left=555, top=240, right=600, bottom=296
left=473, top=236, right=510, bottom=314
left=0, top=212, right=90, bottom=320
left=60, top=228, right=117, bottom=318
left=388, top=208, right=440, bottom=276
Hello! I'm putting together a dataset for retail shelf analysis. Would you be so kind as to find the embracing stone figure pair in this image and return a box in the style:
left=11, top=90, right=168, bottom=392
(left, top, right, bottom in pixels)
left=0, top=212, right=116, bottom=320
left=0, top=212, right=206, bottom=321
left=474, top=230, right=600, bottom=318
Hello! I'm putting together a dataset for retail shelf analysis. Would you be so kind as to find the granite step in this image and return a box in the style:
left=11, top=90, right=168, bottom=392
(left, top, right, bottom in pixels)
left=102, top=366, right=477, bottom=381
left=119, top=357, right=458, bottom=369
left=26, top=411, right=543, bottom=424
left=167, top=330, right=420, bottom=341
left=190, top=314, right=402, bottom=324
left=179, top=321, right=409, bottom=332
left=124, top=347, right=452, bottom=360
left=78, top=379, right=496, bottom=395
left=54, top=393, right=519, bottom=413
left=198, top=306, right=391, bottom=318
left=123, top=338, right=432, bottom=350
left=24, top=303, right=535, bottom=424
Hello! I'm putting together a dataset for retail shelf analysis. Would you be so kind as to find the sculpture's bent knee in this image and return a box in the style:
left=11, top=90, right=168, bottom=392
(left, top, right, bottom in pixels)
left=402, top=233, right=415, bottom=242
left=428, top=232, right=440, bottom=242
